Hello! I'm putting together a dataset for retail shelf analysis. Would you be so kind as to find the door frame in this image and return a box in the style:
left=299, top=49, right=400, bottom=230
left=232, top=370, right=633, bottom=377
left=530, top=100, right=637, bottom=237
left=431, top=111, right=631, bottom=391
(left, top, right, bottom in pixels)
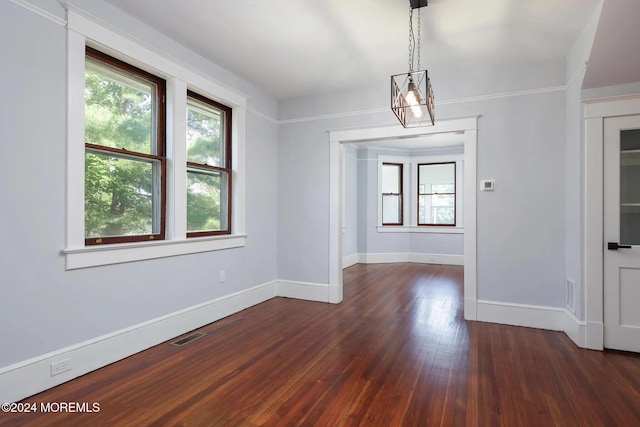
left=584, top=95, right=640, bottom=350
left=328, top=116, right=478, bottom=321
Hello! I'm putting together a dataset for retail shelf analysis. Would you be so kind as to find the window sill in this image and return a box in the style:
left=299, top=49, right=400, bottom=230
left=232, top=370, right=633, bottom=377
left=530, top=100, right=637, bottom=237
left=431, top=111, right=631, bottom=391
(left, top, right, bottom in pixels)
left=62, top=234, right=247, bottom=270
left=377, top=226, right=464, bottom=234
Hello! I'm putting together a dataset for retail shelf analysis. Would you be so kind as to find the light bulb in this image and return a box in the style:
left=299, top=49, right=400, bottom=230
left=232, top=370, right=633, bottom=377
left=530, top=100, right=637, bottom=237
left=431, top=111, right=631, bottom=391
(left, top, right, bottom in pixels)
left=406, top=81, right=423, bottom=118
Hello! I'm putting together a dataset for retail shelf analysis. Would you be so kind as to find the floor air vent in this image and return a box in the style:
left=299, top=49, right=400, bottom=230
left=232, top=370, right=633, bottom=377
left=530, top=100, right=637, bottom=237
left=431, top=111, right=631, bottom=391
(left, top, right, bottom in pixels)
left=170, top=332, right=206, bottom=347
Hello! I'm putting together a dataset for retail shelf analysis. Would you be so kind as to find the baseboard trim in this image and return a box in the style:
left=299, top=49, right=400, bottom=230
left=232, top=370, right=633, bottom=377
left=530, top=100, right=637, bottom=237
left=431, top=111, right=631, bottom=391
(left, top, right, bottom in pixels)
left=342, top=253, right=359, bottom=269
left=409, top=253, right=464, bottom=265
left=464, top=297, right=477, bottom=321
left=357, top=252, right=464, bottom=266
left=0, top=281, right=277, bottom=403
left=1, top=280, right=596, bottom=402
left=276, top=280, right=330, bottom=303
left=562, top=310, right=587, bottom=348
left=585, top=321, right=604, bottom=350
left=360, top=252, right=409, bottom=264
left=476, top=300, right=565, bottom=331
left=469, top=301, right=591, bottom=349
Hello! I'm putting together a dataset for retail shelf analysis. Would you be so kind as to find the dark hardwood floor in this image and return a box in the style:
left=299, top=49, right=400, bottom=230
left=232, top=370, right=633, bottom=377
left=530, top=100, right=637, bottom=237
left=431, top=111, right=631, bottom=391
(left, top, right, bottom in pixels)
left=2, top=263, right=640, bottom=426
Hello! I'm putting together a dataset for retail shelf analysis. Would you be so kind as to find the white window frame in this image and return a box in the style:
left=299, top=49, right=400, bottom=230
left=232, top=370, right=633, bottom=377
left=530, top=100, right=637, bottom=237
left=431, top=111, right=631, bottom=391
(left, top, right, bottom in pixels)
left=63, top=9, right=247, bottom=269
left=377, top=153, right=464, bottom=234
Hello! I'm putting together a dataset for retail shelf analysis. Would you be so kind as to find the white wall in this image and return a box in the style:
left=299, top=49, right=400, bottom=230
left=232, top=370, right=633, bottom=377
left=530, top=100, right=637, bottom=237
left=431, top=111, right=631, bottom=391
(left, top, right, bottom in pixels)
left=342, top=144, right=359, bottom=261
left=279, top=59, right=566, bottom=122
left=564, top=1, right=603, bottom=321
left=360, top=151, right=410, bottom=254
left=443, top=93, right=566, bottom=305
left=278, top=64, right=567, bottom=307
left=582, top=82, right=640, bottom=101
left=356, top=148, right=464, bottom=258
left=574, top=0, right=640, bottom=348
left=565, top=74, right=585, bottom=318
left=1, top=0, right=611, bottom=401
left=357, top=150, right=369, bottom=255
left=0, top=0, right=278, bottom=396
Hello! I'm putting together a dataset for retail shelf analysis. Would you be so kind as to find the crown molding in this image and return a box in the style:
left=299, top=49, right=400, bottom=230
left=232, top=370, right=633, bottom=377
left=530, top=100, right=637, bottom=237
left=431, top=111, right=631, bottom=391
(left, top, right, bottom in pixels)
left=279, top=85, right=567, bottom=124
left=246, top=107, right=279, bottom=124
left=14, top=0, right=579, bottom=127
left=278, top=107, right=389, bottom=125
left=9, top=0, right=66, bottom=26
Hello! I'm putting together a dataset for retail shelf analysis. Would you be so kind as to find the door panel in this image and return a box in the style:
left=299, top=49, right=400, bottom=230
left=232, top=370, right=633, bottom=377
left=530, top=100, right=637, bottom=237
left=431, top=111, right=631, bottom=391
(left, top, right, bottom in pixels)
left=604, top=116, right=640, bottom=352
left=620, top=268, right=640, bottom=326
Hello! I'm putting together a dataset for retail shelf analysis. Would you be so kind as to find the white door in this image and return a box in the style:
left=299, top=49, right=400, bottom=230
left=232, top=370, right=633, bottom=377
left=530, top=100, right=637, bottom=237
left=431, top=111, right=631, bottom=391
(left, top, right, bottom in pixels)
left=604, top=115, right=640, bottom=352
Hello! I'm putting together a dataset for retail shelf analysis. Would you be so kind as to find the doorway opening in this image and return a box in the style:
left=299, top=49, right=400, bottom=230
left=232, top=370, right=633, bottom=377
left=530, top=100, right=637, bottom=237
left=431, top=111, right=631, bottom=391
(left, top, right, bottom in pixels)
left=328, top=116, right=478, bottom=321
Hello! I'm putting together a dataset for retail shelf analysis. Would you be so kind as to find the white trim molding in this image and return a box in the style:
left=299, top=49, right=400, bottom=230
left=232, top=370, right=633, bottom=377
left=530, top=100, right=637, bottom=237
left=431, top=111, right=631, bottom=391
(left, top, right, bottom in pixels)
left=476, top=300, right=566, bottom=331
left=280, top=87, right=565, bottom=124
left=354, top=252, right=464, bottom=266
left=377, top=153, right=464, bottom=229
left=478, top=301, right=591, bottom=349
left=586, top=321, right=604, bottom=350
left=342, top=253, right=359, bottom=269
left=64, top=7, right=248, bottom=268
left=0, top=281, right=277, bottom=403
left=64, top=3, right=248, bottom=106
left=475, top=299, right=591, bottom=350
left=329, top=116, right=478, bottom=320
left=276, top=280, right=330, bottom=303
left=341, top=253, right=464, bottom=267
left=409, top=253, right=464, bottom=265
left=9, top=0, right=66, bottom=26
left=63, top=235, right=247, bottom=270
left=377, top=226, right=464, bottom=234
left=563, top=310, right=588, bottom=348
left=583, top=95, right=640, bottom=351
left=0, top=272, right=334, bottom=403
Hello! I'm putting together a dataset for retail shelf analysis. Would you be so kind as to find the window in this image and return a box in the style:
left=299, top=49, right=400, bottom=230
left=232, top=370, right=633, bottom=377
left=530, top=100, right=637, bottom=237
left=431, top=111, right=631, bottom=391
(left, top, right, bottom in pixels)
left=66, top=14, right=248, bottom=269
left=186, top=91, right=232, bottom=237
left=381, top=163, right=403, bottom=225
left=83, top=51, right=234, bottom=245
left=377, top=155, right=462, bottom=231
left=418, top=162, right=456, bottom=226
left=84, top=47, right=166, bottom=245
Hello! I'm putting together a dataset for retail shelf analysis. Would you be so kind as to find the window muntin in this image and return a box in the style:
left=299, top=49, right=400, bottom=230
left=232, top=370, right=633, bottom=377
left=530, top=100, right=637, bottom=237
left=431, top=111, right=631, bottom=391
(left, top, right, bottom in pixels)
left=65, top=18, right=249, bottom=269
left=418, top=162, right=456, bottom=226
left=84, top=47, right=166, bottom=245
left=382, top=163, right=403, bottom=225
left=186, top=90, right=232, bottom=237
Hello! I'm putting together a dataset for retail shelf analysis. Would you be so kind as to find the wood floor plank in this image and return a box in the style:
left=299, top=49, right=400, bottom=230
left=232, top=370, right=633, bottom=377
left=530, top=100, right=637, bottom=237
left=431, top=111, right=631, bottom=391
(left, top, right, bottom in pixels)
left=1, top=263, right=640, bottom=426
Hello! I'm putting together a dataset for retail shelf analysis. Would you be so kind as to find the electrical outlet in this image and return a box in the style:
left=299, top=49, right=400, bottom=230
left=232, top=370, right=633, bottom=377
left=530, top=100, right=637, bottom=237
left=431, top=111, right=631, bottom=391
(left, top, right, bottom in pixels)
left=50, top=359, right=71, bottom=376
left=219, top=270, right=226, bottom=283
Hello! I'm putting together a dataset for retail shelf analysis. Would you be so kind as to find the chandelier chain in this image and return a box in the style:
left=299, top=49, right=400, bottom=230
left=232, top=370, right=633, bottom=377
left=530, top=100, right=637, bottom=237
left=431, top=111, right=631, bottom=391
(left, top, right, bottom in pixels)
left=417, top=9, right=421, bottom=71
left=408, top=7, right=414, bottom=72
left=392, top=2, right=435, bottom=127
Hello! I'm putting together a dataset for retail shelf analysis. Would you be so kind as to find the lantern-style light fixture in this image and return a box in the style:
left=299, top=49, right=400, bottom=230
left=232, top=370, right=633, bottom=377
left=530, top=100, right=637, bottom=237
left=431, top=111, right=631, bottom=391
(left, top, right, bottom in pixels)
left=391, top=0, right=435, bottom=127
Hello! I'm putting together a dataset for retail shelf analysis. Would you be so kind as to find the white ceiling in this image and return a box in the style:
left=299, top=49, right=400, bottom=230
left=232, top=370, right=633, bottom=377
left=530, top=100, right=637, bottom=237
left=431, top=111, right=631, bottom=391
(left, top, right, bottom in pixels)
left=106, top=0, right=600, bottom=100
left=583, top=0, right=640, bottom=89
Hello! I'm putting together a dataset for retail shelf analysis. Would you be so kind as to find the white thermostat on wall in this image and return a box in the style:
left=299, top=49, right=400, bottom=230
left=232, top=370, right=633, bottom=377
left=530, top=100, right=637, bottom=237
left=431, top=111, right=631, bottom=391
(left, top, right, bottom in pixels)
left=480, top=180, right=495, bottom=191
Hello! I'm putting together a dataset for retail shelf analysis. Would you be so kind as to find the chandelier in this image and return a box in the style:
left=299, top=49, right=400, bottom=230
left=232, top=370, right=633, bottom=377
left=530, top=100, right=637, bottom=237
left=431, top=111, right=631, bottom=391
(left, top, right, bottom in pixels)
left=391, top=0, right=435, bottom=127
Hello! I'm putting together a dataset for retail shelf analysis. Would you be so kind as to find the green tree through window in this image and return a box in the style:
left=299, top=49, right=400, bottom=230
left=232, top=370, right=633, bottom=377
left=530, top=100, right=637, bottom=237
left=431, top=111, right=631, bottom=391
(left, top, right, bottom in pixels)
left=84, top=47, right=166, bottom=245
left=186, top=91, right=232, bottom=236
